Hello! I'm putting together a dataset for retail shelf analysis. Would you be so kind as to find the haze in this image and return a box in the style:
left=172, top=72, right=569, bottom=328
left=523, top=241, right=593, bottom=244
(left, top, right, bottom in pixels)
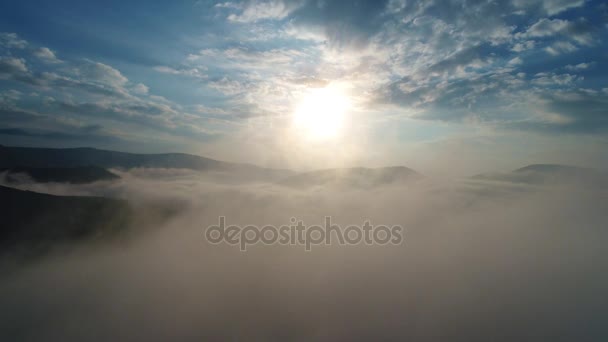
left=1, top=0, right=607, bottom=341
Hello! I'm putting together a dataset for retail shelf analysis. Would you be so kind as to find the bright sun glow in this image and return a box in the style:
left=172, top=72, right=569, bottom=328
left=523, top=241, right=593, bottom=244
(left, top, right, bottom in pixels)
left=292, top=86, right=352, bottom=141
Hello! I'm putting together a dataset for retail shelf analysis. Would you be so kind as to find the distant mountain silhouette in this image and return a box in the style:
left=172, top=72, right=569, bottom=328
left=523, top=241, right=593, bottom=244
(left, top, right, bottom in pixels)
left=472, top=164, right=608, bottom=186
left=0, top=145, right=292, bottom=181
left=279, top=166, right=422, bottom=188
left=0, top=185, right=132, bottom=257
left=0, top=166, right=119, bottom=184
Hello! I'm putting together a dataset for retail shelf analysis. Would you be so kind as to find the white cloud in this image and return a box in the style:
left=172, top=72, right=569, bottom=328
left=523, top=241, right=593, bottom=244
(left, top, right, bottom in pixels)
left=153, top=66, right=207, bottom=78
left=133, top=83, right=149, bottom=95
left=0, top=57, right=28, bottom=78
left=153, top=66, right=179, bottom=74
left=532, top=72, right=581, bottom=86
left=512, top=0, right=586, bottom=16
left=33, top=47, right=61, bottom=63
left=1, top=0, right=602, bottom=138
left=545, top=41, right=578, bottom=55
left=194, top=47, right=305, bottom=69
left=564, top=62, right=594, bottom=71
left=0, top=32, right=27, bottom=49
left=208, top=77, right=248, bottom=95
left=508, top=57, right=523, bottom=66
left=511, top=41, right=536, bottom=52
left=519, top=18, right=571, bottom=38
left=193, top=104, right=232, bottom=116
left=79, top=60, right=128, bottom=87
left=214, top=2, right=241, bottom=9
left=226, top=0, right=298, bottom=23
left=541, top=0, right=586, bottom=15
left=0, top=89, right=22, bottom=105
left=517, top=18, right=593, bottom=46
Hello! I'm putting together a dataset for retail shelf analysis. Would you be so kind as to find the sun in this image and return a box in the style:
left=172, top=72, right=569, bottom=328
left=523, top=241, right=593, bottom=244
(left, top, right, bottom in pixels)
left=292, top=86, right=351, bottom=141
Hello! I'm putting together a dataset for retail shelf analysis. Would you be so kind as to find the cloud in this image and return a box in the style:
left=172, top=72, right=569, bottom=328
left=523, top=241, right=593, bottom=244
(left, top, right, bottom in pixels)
left=0, top=57, right=28, bottom=78
left=0, top=39, right=218, bottom=145
left=214, top=2, right=241, bottom=10
left=1, top=170, right=607, bottom=340
left=517, top=17, right=593, bottom=46
left=78, top=60, right=128, bottom=87
left=191, top=47, right=306, bottom=69
left=540, top=0, right=586, bottom=15
left=208, top=76, right=248, bottom=95
left=34, top=71, right=131, bottom=99
left=426, top=45, right=489, bottom=75
left=290, top=76, right=329, bottom=88
left=0, top=126, right=112, bottom=142
left=0, top=60, right=134, bottom=98
left=0, top=32, right=27, bottom=49
left=376, top=61, right=608, bottom=135
left=519, top=18, right=571, bottom=38
left=0, top=57, right=140, bottom=102
left=188, top=0, right=607, bottom=137
left=539, top=89, right=608, bottom=132
left=532, top=72, right=580, bottom=86
left=545, top=41, right=578, bottom=55
left=0, top=0, right=606, bottom=146
left=153, top=66, right=207, bottom=79
left=0, top=106, right=123, bottom=144
left=289, top=0, right=391, bottom=46
left=513, top=0, right=587, bottom=16
left=508, top=57, right=523, bottom=66
left=33, top=47, right=61, bottom=63
left=132, top=83, right=149, bottom=95
left=511, top=40, right=536, bottom=52
left=226, top=0, right=297, bottom=22
left=564, top=62, right=594, bottom=71
left=0, top=89, right=21, bottom=105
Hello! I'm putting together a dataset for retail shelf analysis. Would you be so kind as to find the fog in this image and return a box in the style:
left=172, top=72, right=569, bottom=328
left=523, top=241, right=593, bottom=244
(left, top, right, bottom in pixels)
left=1, top=169, right=607, bottom=341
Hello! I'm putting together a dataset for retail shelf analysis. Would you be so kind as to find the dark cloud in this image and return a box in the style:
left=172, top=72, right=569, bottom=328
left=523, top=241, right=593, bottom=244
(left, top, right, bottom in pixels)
left=427, top=44, right=490, bottom=74
left=0, top=126, right=115, bottom=142
left=538, top=89, right=608, bottom=132
left=0, top=108, right=125, bottom=145
left=289, top=0, right=390, bottom=46
left=0, top=57, right=28, bottom=78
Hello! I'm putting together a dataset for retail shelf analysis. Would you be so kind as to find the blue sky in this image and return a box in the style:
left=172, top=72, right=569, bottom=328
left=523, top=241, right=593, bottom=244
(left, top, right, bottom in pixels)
left=0, top=0, right=607, bottom=173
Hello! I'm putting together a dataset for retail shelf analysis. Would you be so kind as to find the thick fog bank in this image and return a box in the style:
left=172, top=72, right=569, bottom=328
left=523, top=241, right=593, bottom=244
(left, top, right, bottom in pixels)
left=1, top=169, right=607, bottom=341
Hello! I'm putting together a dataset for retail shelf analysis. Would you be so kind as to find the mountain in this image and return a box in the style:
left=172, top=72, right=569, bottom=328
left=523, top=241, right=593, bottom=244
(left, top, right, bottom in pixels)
left=0, top=145, right=292, bottom=181
left=0, top=185, right=132, bottom=257
left=0, top=166, right=119, bottom=184
left=278, top=166, right=422, bottom=189
left=472, top=164, right=608, bottom=186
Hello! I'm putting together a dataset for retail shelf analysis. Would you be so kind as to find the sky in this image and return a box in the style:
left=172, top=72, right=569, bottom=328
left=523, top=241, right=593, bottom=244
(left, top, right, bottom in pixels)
left=0, top=0, right=607, bottom=174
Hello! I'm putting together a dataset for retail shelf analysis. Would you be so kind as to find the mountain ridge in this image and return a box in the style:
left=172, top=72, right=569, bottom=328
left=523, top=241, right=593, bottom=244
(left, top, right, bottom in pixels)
left=0, top=166, right=119, bottom=184
left=0, top=145, right=293, bottom=181
left=0, top=184, right=132, bottom=258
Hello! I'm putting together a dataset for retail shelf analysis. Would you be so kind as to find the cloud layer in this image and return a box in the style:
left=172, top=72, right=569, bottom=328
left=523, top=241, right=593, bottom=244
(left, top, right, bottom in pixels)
left=0, top=169, right=607, bottom=340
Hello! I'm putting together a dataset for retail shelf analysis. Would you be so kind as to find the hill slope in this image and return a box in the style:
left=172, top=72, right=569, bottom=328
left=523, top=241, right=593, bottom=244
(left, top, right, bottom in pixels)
left=0, top=166, right=119, bottom=184
left=0, top=185, right=131, bottom=256
left=0, top=145, right=292, bottom=181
